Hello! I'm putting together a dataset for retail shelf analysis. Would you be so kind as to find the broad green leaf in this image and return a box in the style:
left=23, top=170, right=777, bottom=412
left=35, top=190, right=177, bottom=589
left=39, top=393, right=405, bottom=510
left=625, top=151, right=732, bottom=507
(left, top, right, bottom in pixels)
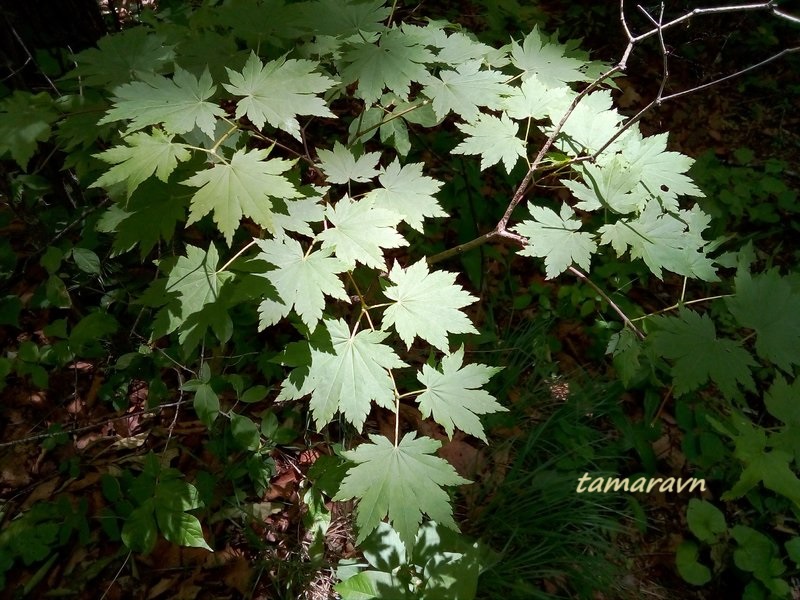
left=554, top=90, right=624, bottom=155
left=165, top=244, right=231, bottom=321
left=423, top=60, right=512, bottom=122
left=193, top=383, right=220, bottom=428
left=230, top=414, right=260, bottom=450
left=318, top=196, right=407, bottom=270
left=254, top=237, right=349, bottom=330
left=731, top=526, right=785, bottom=581
left=510, top=26, right=588, bottom=86
left=434, top=30, right=504, bottom=67
left=765, top=377, right=800, bottom=462
left=340, top=28, right=434, bottom=103
left=156, top=510, right=212, bottom=551
left=675, top=541, right=712, bottom=586
left=99, top=68, right=225, bottom=138
left=155, top=479, right=204, bottom=512
left=70, top=28, right=174, bottom=88
left=382, top=260, right=478, bottom=352
left=649, top=309, right=756, bottom=398
left=599, top=202, right=717, bottom=281
left=513, top=203, right=596, bottom=278
left=334, top=433, right=470, bottom=550
left=279, top=319, right=406, bottom=430
left=223, top=52, right=335, bottom=139
left=0, top=91, right=58, bottom=169
left=121, top=501, right=158, bottom=554
left=334, top=572, right=380, bottom=600
left=416, top=346, right=504, bottom=441
left=272, top=197, right=326, bottom=238
left=726, top=270, right=800, bottom=371
left=686, top=499, right=727, bottom=543
left=183, top=148, right=302, bottom=245
left=91, top=130, right=191, bottom=196
left=71, top=248, right=102, bottom=275
left=364, top=160, right=446, bottom=232
left=563, top=156, right=642, bottom=214
left=453, top=113, right=526, bottom=173
left=299, top=0, right=390, bottom=38
left=621, top=129, right=703, bottom=211
left=503, top=75, right=572, bottom=122
left=317, top=142, right=380, bottom=184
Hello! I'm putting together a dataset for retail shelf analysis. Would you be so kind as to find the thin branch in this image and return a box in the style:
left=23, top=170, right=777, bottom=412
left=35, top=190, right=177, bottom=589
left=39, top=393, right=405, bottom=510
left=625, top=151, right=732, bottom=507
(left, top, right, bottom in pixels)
left=568, top=266, right=645, bottom=339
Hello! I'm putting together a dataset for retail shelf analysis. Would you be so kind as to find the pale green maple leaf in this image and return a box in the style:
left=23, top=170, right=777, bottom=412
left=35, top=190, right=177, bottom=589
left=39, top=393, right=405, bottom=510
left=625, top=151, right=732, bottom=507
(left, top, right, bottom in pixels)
left=272, top=196, right=326, bottom=238
left=254, top=237, right=349, bottom=330
left=555, top=90, right=625, bottom=155
left=69, top=28, right=174, bottom=88
left=422, top=60, right=512, bottom=122
left=649, top=309, right=756, bottom=398
left=91, top=130, right=191, bottom=196
left=503, top=75, right=572, bottom=122
left=333, top=432, right=470, bottom=550
left=621, top=129, right=703, bottom=211
left=453, top=113, right=526, bottom=173
left=317, top=196, right=407, bottom=269
left=382, top=260, right=477, bottom=352
left=726, top=270, right=800, bottom=372
left=278, top=318, right=406, bottom=430
left=183, top=148, right=302, bottom=245
left=340, top=28, right=434, bottom=103
left=416, top=346, right=504, bottom=442
left=99, top=68, right=225, bottom=139
left=166, top=244, right=232, bottom=324
left=513, top=203, right=597, bottom=278
left=510, top=27, right=587, bottom=87
left=317, top=141, right=380, bottom=184
left=223, top=52, right=335, bottom=139
left=299, top=0, right=390, bottom=38
left=562, top=156, right=642, bottom=214
left=364, top=160, right=446, bottom=231
left=435, top=31, right=507, bottom=68
left=599, top=201, right=716, bottom=280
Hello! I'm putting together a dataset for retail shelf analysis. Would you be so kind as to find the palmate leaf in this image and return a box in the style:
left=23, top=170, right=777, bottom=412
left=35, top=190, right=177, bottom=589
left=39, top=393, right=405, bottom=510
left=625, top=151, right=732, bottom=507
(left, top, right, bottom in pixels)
left=453, top=113, right=526, bottom=173
left=99, top=68, right=225, bottom=138
left=317, top=142, right=381, bottom=184
left=91, top=130, right=191, bottom=196
left=503, top=74, right=572, bottom=122
left=555, top=90, right=624, bottom=155
left=510, top=26, right=587, bottom=86
left=416, top=346, right=504, bottom=442
left=562, top=156, right=642, bottom=214
left=183, top=148, right=302, bottom=245
left=340, top=28, right=434, bottom=103
left=254, top=237, right=349, bottom=330
left=513, top=203, right=596, bottom=278
left=381, top=260, right=478, bottom=352
left=278, top=318, right=406, bottom=430
left=223, top=52, right=335, bottom=139
left=649, top=309, right=756, bottom=399
left=165, top=244, right=232, bottom=324
left=317, top=196, right=407, bottom=270
left=726, top=270, right=800, bottom=372
left=365, top=160, right=446, bottom=232
left=423, top=60, right=512, bottom=122
left=0, top=91, right=58, bottom=169
left=333, top=432, right=470, bottom=550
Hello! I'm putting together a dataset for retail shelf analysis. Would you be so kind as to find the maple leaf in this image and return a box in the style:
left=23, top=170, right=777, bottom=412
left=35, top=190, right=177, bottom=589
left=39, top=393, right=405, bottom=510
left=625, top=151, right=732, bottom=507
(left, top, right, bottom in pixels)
left=726, top=270, right=800, bottom=372
left=422, top=60, right=512, bottom=122
left=434, top=31, right=505, bottom=67
left=513, top=203, right=597, bottom=278
left=453, top=113, right=526, bottom=173
left=333, top=432, right=470, bottom=550
left=183, top=148, right=303, bottom=245
left=69, top=28, right=174, bottom=88
left=364, top=160, right=446, bottom=231
left=562, top=157, right=642, bottom=214
left=649, top=309, right=756, bottom=398
left=317, top=196, right=407, bottom=270
left=254, top=237, right=349, bottom=330
left=621, top=129, right=703, bottom=211
left=416, top=346, right=504, bottom=442
left=165, top=245, right=232, bottom=324
left=0, top=91, right=57, bottom=169
left=555, top=90, right=625, bottom=155
left=317, top=141, right=381, bottom=184
left=599, top=201, right=716, bottom=280
left=91, top=130, right=191, bottom=196
left=223, top=52, right=335, bottom=139
left=381, top=260, right=478, bottom=352
left=271, top=197, right=326, bottom=238
left=510, top=27, right=587, bottom=86
left=279, top=319, right=406, bottom=430
left=340, top=28, right=434, bottom=103
left=299, top=0, right=391, bottom=38
left=99, top=68, right=225, bottom=139
left=503, top=75, right=572, bottom=122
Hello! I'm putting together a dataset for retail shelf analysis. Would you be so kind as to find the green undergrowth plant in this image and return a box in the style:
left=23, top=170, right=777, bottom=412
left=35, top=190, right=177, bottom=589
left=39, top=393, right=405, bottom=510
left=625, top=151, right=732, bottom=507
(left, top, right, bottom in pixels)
left=1, top=0, right=798, bottom=596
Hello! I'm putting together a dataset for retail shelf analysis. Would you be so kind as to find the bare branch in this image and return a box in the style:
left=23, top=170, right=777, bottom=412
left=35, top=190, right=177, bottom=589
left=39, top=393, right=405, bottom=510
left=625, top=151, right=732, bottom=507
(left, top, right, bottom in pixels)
left=568, top=266, right=646, bottom=340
